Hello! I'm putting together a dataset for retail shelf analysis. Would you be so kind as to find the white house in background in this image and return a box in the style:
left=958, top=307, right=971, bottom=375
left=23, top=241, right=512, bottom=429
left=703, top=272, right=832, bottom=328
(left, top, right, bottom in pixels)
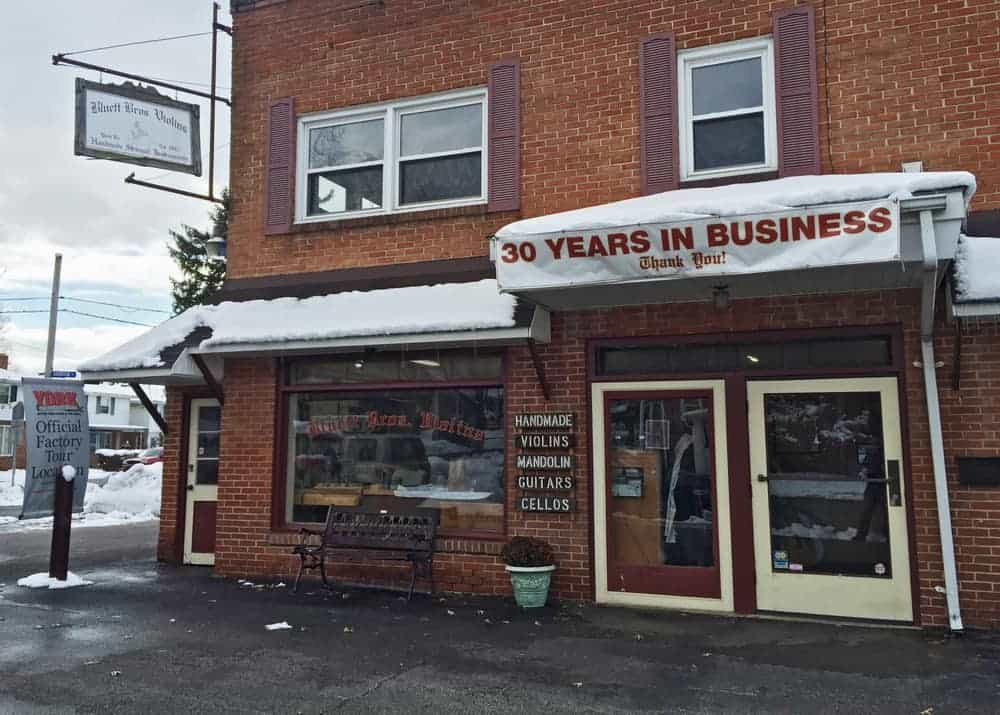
left=0, top=363, right=19, bottom=467
left=86, top=383, right=166, bottom=451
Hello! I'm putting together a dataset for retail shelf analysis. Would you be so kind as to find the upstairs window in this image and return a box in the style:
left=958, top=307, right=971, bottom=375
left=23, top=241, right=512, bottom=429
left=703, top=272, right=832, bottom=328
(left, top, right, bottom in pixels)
left=95, top=395, right=115, bottom=416
left=0, top=384, right=15, bottom=404
left=678, top=37, right=777, bottom=181
left=297, top=89, right=487, bottom=222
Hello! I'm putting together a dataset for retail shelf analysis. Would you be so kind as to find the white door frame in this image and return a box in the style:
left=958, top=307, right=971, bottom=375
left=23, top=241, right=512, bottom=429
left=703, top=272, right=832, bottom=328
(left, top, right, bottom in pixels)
left=183, top=398, right=219, bottom=566
left=748, top=377, right=913, bottom=622
left=592, top=380, right=734, bottom=612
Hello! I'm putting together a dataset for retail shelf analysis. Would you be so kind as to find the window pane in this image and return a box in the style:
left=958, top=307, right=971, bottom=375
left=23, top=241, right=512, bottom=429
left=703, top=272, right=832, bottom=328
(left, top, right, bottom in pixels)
left=691, top=57, right=763, bottom=115
left=308, top=166, right=383, bottom=215
left=400, top=104, right=482, bottom=156
left=692, top=112, right=765, bottom=171
left=764, top=392, right=892, bottom=578
left=286, top=387, right=504, bottom=532
left=308, top=119, right=384, bottom=168
left=608, top=397, right=716, bottom=568
left=399, top=153, right=481, bottom=205
left=598, top=338, right=892, bottom=376
left=289, top=350, right=503, bottom=385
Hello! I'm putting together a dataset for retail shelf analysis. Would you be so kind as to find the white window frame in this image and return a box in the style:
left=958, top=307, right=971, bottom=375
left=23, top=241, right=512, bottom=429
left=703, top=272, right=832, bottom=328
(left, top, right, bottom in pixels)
left=0, top=425, right=12, bottom=457
left=295, top=87, right=488, bottom=224
left=677, top=37, right=777, bottom=182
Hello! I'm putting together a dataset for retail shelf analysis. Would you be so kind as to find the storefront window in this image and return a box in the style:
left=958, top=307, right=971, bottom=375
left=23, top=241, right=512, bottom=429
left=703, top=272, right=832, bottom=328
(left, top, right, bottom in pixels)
left=284, top=354, right=504, bottom=533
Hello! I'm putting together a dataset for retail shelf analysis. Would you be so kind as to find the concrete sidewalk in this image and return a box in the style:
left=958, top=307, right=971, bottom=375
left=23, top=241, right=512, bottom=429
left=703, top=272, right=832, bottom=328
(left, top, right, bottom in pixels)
left=1, top=557, right=998, bottom=714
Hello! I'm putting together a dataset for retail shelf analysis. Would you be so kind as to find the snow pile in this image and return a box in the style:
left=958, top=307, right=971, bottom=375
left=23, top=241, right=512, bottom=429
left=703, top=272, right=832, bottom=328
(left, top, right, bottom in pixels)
left=80, top=279, right=518, bottom=372
left=953, top=235, right=1000, bottom=302
left=0, top=469, right=25, bottom=507
left=84, top=462, right=162, bottom=520
left=496, top=172, right=976, bottom=238
left=17, top=571, right=93, bottom=589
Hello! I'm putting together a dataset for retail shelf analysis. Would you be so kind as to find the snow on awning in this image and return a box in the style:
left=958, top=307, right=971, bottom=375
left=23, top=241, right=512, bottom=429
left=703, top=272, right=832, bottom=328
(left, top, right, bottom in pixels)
left=493, top=172, right=975, bottom=301
left=79, top=279, right=546, bottom=381
left=952, top=235, right=1000, bottom=317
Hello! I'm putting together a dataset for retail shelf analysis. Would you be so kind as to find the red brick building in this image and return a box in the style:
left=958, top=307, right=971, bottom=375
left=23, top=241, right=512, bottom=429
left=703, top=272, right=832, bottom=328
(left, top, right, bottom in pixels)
left=82, top=0, right=1000, bottom=629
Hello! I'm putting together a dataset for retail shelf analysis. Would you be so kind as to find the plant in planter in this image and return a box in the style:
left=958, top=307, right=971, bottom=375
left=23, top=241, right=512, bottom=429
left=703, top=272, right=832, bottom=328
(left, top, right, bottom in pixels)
left=501, top=536, right=556, bottom=608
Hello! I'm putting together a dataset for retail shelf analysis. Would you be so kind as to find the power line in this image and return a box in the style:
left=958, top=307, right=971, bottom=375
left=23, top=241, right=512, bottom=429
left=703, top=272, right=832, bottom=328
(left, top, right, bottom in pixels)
left=60, top=296, right=170, bottom=314
left=60, top=309, right=152, bottom=327
left=0, top=309, right=153, bottom=327
left=63, top=32, right=214, bottom=57
left=1, top=296, right=170, bottom=314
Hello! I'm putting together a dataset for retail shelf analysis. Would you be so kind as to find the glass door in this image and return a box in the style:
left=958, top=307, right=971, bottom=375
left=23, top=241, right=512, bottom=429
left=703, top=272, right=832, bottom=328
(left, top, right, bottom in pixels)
left=748, top=378, right=913, bottom=621
left=592, top=381, right=733, bottom=611
left=184, top=399, right=221, bottom=566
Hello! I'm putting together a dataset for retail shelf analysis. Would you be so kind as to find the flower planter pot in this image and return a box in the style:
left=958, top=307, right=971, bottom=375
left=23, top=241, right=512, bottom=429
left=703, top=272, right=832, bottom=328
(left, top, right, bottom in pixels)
left=505, top=564, right=556, bottom=608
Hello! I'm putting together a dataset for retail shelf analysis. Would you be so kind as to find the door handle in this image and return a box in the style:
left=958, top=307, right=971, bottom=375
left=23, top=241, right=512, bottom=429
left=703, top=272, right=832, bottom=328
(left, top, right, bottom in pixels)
left=187, top=484, right=195, bottom=492
left=756, top=474, right=768, bottom=482
left=886, top=459, right=902, bottom=506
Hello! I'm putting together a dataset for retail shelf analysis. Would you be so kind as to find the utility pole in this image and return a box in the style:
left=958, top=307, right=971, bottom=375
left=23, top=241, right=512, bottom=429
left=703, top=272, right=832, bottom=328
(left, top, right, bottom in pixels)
left=44, top=254, right=62, bottom=377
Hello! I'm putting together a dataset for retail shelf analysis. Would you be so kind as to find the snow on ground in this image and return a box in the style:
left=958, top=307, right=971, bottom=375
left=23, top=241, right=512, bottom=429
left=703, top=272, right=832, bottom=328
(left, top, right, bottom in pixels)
left=17, top=571, right=94, bottom=590
left=953, top=235, right=1000, bottom=302
left=80, top=279, right=518, bottom=372
left=0, top=463, right=161, bottom=530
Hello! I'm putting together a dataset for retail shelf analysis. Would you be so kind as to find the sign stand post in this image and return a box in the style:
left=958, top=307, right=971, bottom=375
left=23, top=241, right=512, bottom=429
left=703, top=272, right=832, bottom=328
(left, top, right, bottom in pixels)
left=49, top=471, right=74, bottom=581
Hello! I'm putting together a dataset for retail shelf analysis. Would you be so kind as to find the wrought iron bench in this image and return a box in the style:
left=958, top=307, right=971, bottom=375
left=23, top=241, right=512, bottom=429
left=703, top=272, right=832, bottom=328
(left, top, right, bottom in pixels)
left=292, top=506, right=438, bottom=600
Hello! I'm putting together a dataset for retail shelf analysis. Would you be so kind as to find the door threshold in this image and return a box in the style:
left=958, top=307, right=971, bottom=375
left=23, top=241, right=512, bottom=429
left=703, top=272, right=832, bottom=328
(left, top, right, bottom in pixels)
left=750, top=610, right=919, bottom=630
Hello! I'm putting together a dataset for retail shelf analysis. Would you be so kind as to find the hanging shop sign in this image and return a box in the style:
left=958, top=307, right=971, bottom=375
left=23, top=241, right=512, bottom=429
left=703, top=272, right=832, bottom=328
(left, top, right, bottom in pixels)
left=20, top=378, right=90, bottom=520
left=494, top=199, right=900, bottom=291
left=514, top=412, right=576, bottom=513
left=74, top=78, right=202, bottom=176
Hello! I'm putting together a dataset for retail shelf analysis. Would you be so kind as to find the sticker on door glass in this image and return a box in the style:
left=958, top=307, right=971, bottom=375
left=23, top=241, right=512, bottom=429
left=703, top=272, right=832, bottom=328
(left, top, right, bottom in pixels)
left=788, top=563, right=804, bottom=572
left=874, top=562, right=886, bottom=576
left=773, top=550, right=789, bottom=569
left=198, top=447, right=205, bottom=456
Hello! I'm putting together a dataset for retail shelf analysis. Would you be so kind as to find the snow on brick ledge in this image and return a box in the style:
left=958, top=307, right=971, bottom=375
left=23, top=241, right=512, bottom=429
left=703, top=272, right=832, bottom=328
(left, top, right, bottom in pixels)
left=954, top=235, right=1000, bottom=303
left=79, top=280, right=517, bottom=373
left=496, top=172, right=976, bottom=238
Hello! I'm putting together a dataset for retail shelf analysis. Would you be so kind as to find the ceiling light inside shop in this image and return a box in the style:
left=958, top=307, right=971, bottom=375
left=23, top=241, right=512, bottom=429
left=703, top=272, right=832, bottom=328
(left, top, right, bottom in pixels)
left=353, top=360, right=365, bottom=369
left=745, top=354, right=760, bottom=363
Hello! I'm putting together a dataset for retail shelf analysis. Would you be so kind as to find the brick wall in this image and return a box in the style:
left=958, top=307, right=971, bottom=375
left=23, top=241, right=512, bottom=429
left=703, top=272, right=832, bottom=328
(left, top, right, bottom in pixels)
left=226, top=0, right=1000, bottom=281
left=195, top=285, right=999, bottom=627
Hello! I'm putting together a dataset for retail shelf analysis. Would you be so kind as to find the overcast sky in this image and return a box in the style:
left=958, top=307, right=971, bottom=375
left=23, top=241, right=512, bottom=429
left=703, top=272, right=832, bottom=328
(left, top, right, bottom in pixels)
left=0, top=1, right=232, bottom=375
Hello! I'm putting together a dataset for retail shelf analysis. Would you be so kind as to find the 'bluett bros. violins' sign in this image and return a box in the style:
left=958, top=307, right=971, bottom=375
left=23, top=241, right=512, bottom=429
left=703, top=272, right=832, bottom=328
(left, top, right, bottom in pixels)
left=514, top=412, right=575, bottom=513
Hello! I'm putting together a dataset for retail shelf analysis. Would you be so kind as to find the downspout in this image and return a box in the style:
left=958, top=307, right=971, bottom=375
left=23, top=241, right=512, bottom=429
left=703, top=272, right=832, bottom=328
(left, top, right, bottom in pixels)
left=911, top=200, right=964, bottom=632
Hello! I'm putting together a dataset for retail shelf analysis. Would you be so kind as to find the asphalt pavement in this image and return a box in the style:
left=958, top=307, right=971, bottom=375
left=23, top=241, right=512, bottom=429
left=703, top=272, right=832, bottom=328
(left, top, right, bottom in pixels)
left=1, top=523, right=998, bottom=714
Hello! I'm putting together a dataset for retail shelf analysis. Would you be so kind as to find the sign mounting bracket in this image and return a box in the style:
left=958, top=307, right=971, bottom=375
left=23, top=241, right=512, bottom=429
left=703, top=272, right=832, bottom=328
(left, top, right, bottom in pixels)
left=52, top=2, right=231, bottom=204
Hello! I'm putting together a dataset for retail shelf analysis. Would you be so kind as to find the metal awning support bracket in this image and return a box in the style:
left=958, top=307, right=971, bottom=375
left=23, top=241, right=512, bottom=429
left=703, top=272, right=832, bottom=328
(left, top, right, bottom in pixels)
left=129, top=383, right=169, bottom=436
left=191, top=353, right=225, bottom=406
left=527, top=341, right=551, bottom=402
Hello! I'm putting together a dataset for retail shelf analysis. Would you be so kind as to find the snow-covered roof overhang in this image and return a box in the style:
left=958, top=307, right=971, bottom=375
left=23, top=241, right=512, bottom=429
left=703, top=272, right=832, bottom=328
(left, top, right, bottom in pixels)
left=493, top=172, right=974, bottom=310
left=78, top=279, right=547, bottom=381
left=951, top=235, right=1000, bottom=318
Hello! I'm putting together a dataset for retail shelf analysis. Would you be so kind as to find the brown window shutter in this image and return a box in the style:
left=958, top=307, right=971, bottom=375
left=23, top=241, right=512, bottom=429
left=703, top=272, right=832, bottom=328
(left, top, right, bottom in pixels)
left=487, top=59, right=521, bottom=213
left=640, top=33, right=678, bottom=195
left=264, top=97, right=295, bottom=235
left=774, top=6, right=820, bottom=176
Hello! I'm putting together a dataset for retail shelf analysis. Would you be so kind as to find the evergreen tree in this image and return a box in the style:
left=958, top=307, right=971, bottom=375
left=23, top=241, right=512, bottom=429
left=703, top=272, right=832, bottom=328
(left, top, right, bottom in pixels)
left=167, top=189, right=229, bottom=314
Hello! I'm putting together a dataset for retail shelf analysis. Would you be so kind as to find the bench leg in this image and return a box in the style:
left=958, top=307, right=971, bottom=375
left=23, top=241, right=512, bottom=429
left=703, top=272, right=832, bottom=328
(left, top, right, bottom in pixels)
left=293, top=556, right=305, bottom=593
left=408, top=561, right=417, bottom=602
left=319, top=554, right=330, bottom=589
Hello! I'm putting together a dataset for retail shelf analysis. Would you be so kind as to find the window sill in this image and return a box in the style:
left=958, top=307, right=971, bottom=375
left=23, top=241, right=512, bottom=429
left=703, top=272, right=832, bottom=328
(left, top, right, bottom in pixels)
left=679, top=170, right=779, bottom=190
left=283, top=203, right=508, bottom=236
left=268, top=529, right=504, bottom=555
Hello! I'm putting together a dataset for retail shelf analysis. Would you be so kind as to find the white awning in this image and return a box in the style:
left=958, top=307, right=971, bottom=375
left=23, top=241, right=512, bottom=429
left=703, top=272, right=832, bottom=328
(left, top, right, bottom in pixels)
left=493, top=172, right=974, bottom=309
left=79, top=279, right=548, bottom=384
